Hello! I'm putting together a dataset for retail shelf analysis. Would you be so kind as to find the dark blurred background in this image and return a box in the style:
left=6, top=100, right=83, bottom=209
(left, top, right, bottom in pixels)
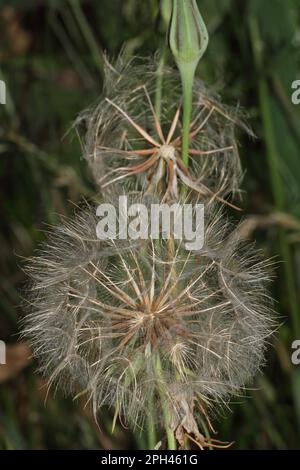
left=0, top=0, right=300, bottom=450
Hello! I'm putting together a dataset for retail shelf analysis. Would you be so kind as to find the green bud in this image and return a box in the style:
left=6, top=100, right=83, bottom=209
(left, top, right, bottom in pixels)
left=169, top=1, right=209, bottom=170
left=169, top=0, right=209, bottom=69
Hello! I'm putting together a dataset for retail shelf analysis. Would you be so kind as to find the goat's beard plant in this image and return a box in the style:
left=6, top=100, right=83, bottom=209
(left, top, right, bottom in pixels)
left=77, top=57, right=247, bottom=209
left=23, top=3, right=275, bottom=449
left=24, top=203, right=274, bottom=448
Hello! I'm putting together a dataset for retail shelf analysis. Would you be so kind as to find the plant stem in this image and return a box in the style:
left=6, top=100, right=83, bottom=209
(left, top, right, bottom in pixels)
left=69, top=0, right=103, bottom=75
left=181, top=63, right=196, bottom=167
left=155, top=355, right=177, bottom=450
left=272, top=76, right=300, bottom=147
left=146, top=399, right=157, bottom=449
left=155, top=47, right=167, bottom=122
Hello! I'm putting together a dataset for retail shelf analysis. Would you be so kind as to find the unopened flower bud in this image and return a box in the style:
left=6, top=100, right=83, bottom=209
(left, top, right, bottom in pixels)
left=169, top=0, right=209, bottom=71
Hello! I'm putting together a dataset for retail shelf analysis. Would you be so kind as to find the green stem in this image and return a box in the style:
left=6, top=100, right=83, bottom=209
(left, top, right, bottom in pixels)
left=180, top=62, right=196, bottom=167
left=155, top=355, right=177, bottom=450
left=146, top=399, right=157, bottom=449
left=69, top=0, right=103, bottom=74
left=272, top=77, right=300, bottom=148
left=155, top=47, right=167, bottom=121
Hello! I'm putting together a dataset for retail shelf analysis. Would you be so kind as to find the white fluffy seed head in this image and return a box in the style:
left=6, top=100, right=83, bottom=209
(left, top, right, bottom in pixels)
left=76, top=57, right=250, bottom=202
left=24, top=57, right=273, bottom=436
left=22, top=205, right=275, bottom=428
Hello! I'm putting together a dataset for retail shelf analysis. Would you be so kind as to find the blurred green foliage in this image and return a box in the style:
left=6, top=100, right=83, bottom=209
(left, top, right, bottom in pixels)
left=0, top=0, right=300, bottom=449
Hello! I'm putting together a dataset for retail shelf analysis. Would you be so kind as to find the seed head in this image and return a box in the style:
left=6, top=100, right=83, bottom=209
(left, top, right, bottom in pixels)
left=23, top=205, right=275, bottom=431
left=76, top=58, right=249, bottom=205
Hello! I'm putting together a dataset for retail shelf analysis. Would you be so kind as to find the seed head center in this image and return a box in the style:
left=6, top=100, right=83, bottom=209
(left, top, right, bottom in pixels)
left=160, top=144, right=176, bottom=161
